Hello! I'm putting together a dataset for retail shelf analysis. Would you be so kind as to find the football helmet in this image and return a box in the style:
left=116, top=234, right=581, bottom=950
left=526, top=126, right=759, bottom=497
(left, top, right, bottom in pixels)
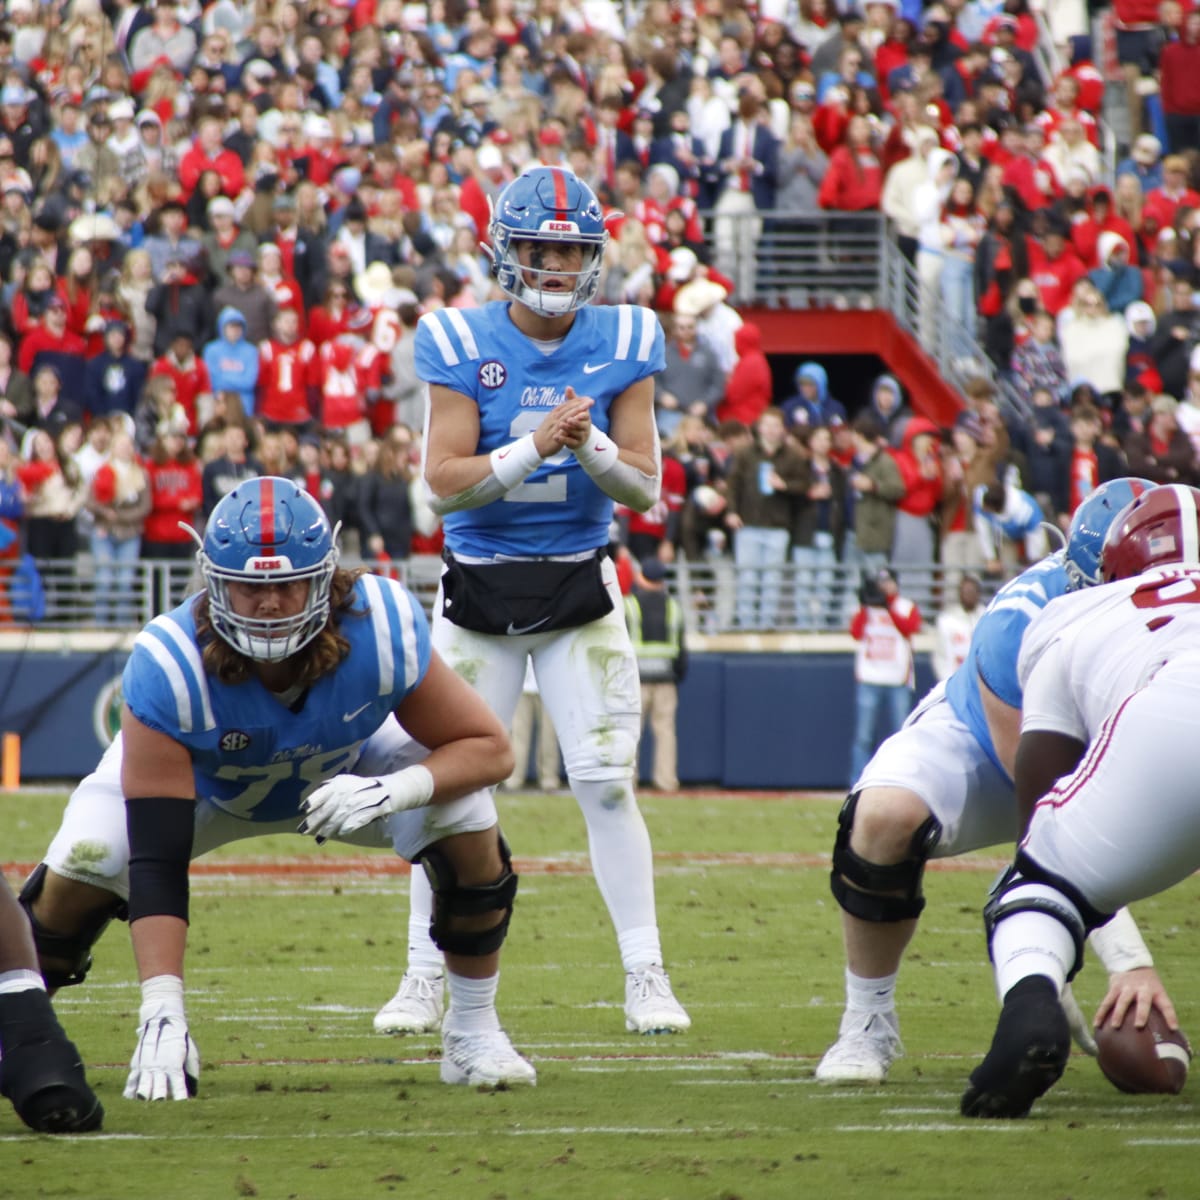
left=194, top=476, right=339, bottom=662
left=489, top=166, right=607, bottom=316
left=1101, top=483, right=1200, bottom=582
left=1063, top=477, right=1154, bottom=589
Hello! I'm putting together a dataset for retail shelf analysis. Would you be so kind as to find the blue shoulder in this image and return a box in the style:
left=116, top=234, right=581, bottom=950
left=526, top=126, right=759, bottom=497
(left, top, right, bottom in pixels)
left=123, top=609, right=216, bottom=737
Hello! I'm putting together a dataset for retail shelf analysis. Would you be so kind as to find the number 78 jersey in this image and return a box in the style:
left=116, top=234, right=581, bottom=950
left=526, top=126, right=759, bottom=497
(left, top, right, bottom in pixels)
left=1017, top=566, right=1200, bottom=742
left=415, top=302, right=665, bottom=558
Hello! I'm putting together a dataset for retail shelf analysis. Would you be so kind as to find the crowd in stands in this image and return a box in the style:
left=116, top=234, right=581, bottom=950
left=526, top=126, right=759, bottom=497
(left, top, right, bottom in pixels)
left=0, top=0, right=1198, bottom=629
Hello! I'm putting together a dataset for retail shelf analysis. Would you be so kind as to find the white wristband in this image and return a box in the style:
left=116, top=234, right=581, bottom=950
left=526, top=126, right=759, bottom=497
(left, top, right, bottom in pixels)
left=140, top=974, right=186, bottom=1020
left=1089, top=907, right=1154, bottom=975
left=574, top=425, right=620, bottom=476
left=489, top=434, right=545, bottom=490
left=379, top=763, right=436, bottom=813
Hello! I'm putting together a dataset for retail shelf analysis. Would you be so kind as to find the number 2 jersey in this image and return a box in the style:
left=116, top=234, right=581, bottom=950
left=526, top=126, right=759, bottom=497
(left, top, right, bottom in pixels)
left=1018, top=565, right=1200, bottom=742
left=121, top=573, right=431, bottom=823
left=415, top=301, right=665, bottom=558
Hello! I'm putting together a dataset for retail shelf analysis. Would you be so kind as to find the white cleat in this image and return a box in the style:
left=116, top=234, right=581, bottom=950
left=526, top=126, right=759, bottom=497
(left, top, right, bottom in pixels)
left=440, top=1028, right=537, bottom=1088
left=624, top=965, right=691, bottom=1034
left=815, top=1012, right=903, bottom=1084
left=373, top=971, right=445, bottom=1035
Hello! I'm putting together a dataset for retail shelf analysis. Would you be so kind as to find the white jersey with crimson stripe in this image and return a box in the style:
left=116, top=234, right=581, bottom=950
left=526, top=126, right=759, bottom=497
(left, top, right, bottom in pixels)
left=1018, top=566, right=1200, bottom=744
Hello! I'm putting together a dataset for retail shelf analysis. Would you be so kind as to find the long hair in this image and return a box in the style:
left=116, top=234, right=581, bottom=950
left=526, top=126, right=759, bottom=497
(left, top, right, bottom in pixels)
left=193, top=566, right=369, bottom=686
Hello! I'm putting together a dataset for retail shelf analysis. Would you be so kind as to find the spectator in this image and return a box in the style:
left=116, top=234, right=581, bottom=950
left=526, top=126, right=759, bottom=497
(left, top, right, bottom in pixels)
left=817, top=113, right=884, bottom=213
left=881, top=125, right=941, bottom=262
left=848, top=565, right=920, bottom=784
left=1058, top=281, right=1130, bottom=404
left=257, top=308, right=317, bottom=436
left=358, top=436, right=415, bottom=564
left=782, top=361, right=847, bottom=430
left=178, top=115, right=245, bottom=202
left=941, top=176, right=985, bottom=331
left=654, top=311, right=725, bottom=438
left=1023, top=386, right=1074, bottom=524
left=16, top=426, right=84, bottom=615
left=201, top=196, right=257, bottom=289
left=86, top=428, right=150, bottom=626
left=129, top=0, right=197, bottom=76
left=116, top=248, right=158, bottom=362
left=913, top=147, right=959, bottom=350
left=724, top=407, right=808, bottom=629
left=85, top=320, right=146, bottom=420
left=1142, top=155, right=1200, bottom=242
left=202, top=306, right=259, bottom=416
left=932, top=572, right=984, bottom=681
left=316, top=308, right=385, bottom=447
left=1012, top=310, right=1070, bottom=407
left=673, top=276, right=743, bottom=375
left=17, top=296, right=86, bottom=396
left=1115, top=133, right=1163, bottom=193
left=938, top=411, right=994, bottom=588
left=146, top=253, right=212, bottom=357
left=716, top=321, right=773, bottom=427
left=1174, top=353, right=1200, bottom=461
left=866, top=372, right=911, bottom=446
left=141, top=415, right=202, bottom=613
left=1124, top=392, right=1197, bottom=483
left=889, top=416, right=944, bottom=610
left=791, top=423, right=847, bottom=629
left=1159, top=10, right=1200, bottom=153
left=1067, top=405, right=1124, bottom=514
left=844, top=411, right=905, bottom=588
left=28, top=364, right=82, bottom=435
left=200, top=420, right=262, bottom=517
left=212, top=250, right=276, bottom=347
left=1027, top=214, right=1087, bottom=316
left=1087, top=230, right=1143, bottom=314
left=143, top=199, right=201, bottom=285
left=1149, top=273, right=1200, bottom=398
left=625, top=558, right=687, bottom=793
left=0, top=334, right=31, bottom=440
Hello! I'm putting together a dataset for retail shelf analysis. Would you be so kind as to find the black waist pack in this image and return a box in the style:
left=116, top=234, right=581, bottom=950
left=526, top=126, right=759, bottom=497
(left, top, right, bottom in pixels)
left=441, top=550, right=614, bottom=636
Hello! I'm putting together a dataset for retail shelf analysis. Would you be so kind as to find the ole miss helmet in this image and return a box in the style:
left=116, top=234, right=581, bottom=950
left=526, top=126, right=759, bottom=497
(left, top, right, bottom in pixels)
left=1101, top=483, right=1200, bottom=583
left=192, top=476, right=340, bottom=662
left=1064, top=476, right=1154, bottom=589
left=489, top=166, right=607, bottom=317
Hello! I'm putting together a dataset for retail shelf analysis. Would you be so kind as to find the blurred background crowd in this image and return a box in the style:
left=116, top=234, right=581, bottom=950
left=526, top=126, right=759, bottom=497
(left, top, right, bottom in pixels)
left=0, top=0, right=1195, bottom=630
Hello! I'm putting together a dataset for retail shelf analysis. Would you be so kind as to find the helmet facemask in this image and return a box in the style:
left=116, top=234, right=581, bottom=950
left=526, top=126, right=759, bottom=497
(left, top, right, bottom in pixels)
left=497, top=233, right=606, bottom=316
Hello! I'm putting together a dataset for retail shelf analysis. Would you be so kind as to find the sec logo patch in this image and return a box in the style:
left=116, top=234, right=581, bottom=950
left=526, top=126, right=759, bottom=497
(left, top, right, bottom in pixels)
left=220, top=731, right=251, bottom=751
left=479, top=360, right=507, bottom=388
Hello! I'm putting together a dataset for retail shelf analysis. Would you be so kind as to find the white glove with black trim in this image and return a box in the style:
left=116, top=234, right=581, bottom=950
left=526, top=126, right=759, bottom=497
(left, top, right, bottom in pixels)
left=124, top=975, right=200, bottom=1101
left=298, top=764, right=435, bottom=841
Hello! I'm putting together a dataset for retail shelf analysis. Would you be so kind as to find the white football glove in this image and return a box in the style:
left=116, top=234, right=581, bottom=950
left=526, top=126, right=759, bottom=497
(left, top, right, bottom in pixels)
left=298, top=764, right=435, bottom=841
left=124, top=975, right=200, bottom=1101
left=1061, top=982, right=1098, bottom=1057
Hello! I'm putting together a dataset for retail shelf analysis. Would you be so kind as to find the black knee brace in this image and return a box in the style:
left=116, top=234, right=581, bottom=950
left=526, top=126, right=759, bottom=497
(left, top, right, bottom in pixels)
left=982, top=854, right=1101, bottom=982
left=18, top=864, right=128, bottom=989
left=829, top=791, right=943, bottom=923
left=420, top=835, right=519, bottom=957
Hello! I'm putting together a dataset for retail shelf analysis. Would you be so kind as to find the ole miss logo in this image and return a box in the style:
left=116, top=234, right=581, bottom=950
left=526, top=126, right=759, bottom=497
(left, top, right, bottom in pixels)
left=479, top=360, right=507, bottom=388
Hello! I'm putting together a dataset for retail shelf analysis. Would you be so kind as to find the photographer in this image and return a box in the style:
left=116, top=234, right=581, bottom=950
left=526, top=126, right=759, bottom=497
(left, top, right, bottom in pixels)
left=848, top=566, right=921, bottom=784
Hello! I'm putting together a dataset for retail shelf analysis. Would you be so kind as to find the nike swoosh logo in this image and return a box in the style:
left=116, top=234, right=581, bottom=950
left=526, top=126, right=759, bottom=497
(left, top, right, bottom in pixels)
left=582, top=362, right=611, bottom=374
left=506, top=618, right=550, bottom=635
left=343, top=703, right=371, bottom=722
left=497, top=448, right=512, bottom=459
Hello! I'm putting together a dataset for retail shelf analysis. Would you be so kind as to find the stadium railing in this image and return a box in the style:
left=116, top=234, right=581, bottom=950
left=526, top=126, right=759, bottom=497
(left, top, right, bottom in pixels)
left=11, top=555, right=1005, bottom=636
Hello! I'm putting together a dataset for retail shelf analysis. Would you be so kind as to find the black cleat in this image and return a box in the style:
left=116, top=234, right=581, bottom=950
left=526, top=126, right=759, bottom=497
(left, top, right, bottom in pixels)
left=961, top=976, right=1070, bottom=1119
left=0, top=991, right=103, bottom=1134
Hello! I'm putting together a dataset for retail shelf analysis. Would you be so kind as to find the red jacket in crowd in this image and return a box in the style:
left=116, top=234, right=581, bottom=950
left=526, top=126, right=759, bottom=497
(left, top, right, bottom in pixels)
left=891, top=418, right=944, bottom=517
left=817, top=144, right=883, bottom=211
left=178, top=142, right=246, bottom=201
left=142, top=459, right=203, bottom=546
left=717, top=323, right=772, bottom=427
left=1026, top=237, right=1087, bottom=315
left=149, top=353, right=212, bottom=437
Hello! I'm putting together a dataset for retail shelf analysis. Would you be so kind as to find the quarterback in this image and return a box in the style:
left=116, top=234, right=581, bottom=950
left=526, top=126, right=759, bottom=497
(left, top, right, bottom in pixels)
left=817, top=479, right=1176, bottom=1085
left=21, top=477, right=536, bottom=1097
left=375, top=165, right=690, bottom=1037
left=965, top=484, right=1200, bottom=1117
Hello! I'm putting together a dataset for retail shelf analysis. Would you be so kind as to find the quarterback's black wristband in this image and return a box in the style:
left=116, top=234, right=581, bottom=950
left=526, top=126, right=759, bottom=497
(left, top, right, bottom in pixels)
left=125, top=796, right=195, bottom=924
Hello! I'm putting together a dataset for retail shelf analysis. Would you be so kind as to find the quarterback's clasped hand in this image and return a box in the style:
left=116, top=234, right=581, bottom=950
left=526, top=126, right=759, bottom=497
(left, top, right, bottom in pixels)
left=298, top=764, right=435, bottom=841
left=125, top=975, right=199, bottom=1102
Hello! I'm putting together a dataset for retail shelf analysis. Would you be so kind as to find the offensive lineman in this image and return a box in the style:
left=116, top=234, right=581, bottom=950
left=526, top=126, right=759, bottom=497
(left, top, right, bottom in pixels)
left=21, top=477, right=536, bottom=1097
left=374, top=165, right=690, bottom=1037
left=964, top=484, right=1200, bottom=1117
left=816, top=479, right=1177, bottom=1084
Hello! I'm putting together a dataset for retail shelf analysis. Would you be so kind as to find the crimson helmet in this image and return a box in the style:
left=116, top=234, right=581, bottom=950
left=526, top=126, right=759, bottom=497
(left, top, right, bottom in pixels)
left=1100, top=483, right=1200, bottom=582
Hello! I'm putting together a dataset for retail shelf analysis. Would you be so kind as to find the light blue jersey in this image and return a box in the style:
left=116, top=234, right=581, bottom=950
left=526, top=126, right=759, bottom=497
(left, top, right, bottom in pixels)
left=944, top=553, right=1071, bottom=775
left=415, top=301, right=665, bottom=557
left=122, top=574, right=431, bottom=823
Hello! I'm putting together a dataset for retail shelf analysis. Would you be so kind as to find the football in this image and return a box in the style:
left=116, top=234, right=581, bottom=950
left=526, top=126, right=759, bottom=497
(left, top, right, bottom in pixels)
left=1095, top=1009, right=1192, bottom=1095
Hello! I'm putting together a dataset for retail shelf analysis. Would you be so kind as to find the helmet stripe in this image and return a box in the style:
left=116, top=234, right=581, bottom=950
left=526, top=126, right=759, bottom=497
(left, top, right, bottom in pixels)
left=551, top=167, right=568, bottom=219
left=260, top=476, right=276, bottom=552
left=1173, top=483, right=1200, bottom=563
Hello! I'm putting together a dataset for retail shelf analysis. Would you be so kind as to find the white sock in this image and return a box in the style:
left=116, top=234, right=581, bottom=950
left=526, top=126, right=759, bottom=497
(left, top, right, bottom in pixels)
left=992, top=904, right=1078, bottom=1000
left=618, top=927, right=664, bottom=974
left=444, top=971, right=501, bottom=1035
left=0, top=970, right=46, bottom=997
left=571, top=777, right=660, bottom=946
left=406, top=867, right=444, bottom=976
left=845, top=967, right=898, bottom=1017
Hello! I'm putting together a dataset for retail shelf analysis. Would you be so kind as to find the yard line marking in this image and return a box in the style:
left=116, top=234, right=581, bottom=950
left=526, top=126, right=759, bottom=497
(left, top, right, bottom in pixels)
left=2, top=853, right=1012, bottom=878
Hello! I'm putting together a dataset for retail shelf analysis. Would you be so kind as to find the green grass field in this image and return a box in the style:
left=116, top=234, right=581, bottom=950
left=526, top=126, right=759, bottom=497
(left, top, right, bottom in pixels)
left=3, top=787, right=1200, bottom=1200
